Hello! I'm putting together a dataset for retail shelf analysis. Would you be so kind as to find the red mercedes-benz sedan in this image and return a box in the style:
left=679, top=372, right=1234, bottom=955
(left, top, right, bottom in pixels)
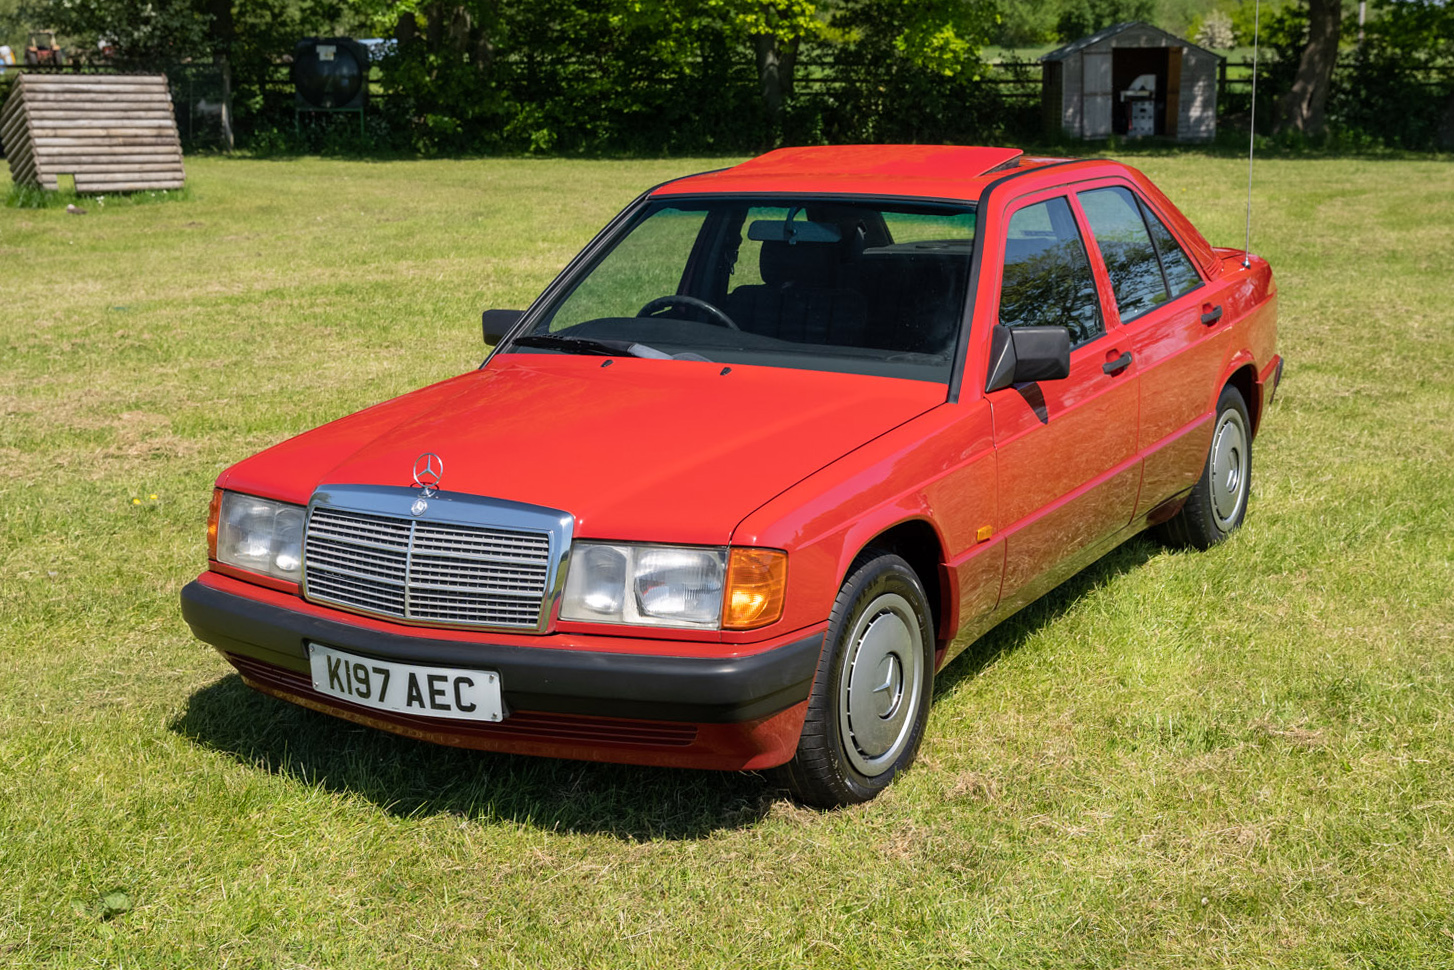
left=182, top=146, right=1280, bottom=806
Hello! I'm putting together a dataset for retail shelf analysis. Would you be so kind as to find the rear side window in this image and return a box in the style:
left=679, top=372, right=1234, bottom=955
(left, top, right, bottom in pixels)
left=1141, top=204, right=1202, bottom=299
left=999, top=197, right=1103, bottom=346
left=1077, top=187, right=1168, bottom=321
left=881, top=209, right=976, bottom=246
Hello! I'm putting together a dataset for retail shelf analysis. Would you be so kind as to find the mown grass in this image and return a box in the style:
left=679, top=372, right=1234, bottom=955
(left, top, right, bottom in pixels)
left=2, top=151, right=1452, bottom=968
left=4, top=181, right=190, bottom=210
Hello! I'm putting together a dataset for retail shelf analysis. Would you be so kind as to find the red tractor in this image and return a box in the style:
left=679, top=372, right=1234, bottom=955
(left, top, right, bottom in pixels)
left=24, top=31, right=67, bottom=66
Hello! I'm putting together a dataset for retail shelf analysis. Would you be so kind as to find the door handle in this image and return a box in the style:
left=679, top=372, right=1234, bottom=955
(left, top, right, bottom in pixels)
left=1102, top=351, right=1132, bottom=375
left=1201, top=304, right=1224, bottom=326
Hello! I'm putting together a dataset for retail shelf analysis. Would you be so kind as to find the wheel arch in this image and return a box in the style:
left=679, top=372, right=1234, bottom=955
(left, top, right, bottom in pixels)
left=1223, top=362, right=1262, bottom=438
left=849, top=519, right=947, bottom=648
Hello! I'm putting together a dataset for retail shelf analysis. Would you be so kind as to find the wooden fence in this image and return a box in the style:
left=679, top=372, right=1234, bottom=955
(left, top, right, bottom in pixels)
left=2, top=56, right=1450, bottom=156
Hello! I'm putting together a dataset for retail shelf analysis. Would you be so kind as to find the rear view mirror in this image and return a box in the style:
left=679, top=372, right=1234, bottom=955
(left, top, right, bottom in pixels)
left=482, top=309, right=524, bottom=345
left=985, top=325, right=1071, bottom=392
left=747, top=219, right=842, bottom=244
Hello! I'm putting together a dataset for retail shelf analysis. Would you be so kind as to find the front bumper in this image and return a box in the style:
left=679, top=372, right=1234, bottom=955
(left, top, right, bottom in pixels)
left=180, top=576, right=824, bottom=770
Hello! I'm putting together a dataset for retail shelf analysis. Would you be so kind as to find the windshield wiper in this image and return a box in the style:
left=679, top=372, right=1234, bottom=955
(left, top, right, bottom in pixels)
left=511, top=334, right=690, bottom=360
left=511, top=334, right=641, bottom=357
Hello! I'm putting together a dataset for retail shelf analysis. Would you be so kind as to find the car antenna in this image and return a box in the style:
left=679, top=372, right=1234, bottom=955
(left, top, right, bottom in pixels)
left=1243, top=0, right=1263, bottom=269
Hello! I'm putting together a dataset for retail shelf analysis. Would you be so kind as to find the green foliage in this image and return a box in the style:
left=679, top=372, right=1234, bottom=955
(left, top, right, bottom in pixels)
left=17, top=0, right=209, bottom=66
left=5, top=181, right=189, bottom=207
left=11, top=0, right=1448, bottom=154
left=361, top=0, right=767, bottom=156
left=714, top=0, right=822, bottom=43
left=1235, top=0, right=1453, bottom=149
left=1146, top=0, right=1207, bottom=38
left=818, top=0, right=1007, bottom=144
left=0, top=0, right=26, bottom=50
left=1328, top=0, right=1454, bottom=149
left=98, top=890, right=133, bottom=920
left=991, top=0, right=1286, bottom=48
left=356, top=0, right=1004, bottom=155
left=1054, top=0, right=1155, bottom=43
left=1219, top=0, right=1314, bottom=135
left=1223, top=0, right=1293, bottom=47
left=994, top=2, right=1061, bottom=48
left=836, top=0, right=997, bottom=75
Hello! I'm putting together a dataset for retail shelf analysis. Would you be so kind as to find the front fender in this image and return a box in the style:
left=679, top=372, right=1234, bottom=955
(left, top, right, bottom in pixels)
left=731, top=400, right=998, bottom=644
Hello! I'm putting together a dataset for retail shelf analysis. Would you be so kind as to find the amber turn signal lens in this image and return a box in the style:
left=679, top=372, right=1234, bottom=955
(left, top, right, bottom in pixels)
left=207, top=488, right=223, bottom=561
left=723, top=548, right=787, bottom=630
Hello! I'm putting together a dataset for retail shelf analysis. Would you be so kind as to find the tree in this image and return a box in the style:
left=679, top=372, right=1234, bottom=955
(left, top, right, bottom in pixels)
left=1055, top=0, right=1155, bottom=42
left=19, top=0, right=210, bottom=67
left=1, top=0, right=28, bottom=53
left=1332, top=0, right=1454, bottom=149
left=1194, top=10, right=1236, bottom=49
left=834, top=0, right=996, bottom=74
left=1274, top=0, right=1342, bottom=137
left=748, top=4, right=809, bottom=120
left=828, top=0, right=1002, bottom=143
left=205, top=0, right=235, bottom=148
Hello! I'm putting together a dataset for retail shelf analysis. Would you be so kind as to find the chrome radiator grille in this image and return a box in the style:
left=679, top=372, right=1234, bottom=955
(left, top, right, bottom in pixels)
left=303, top=506, right=554, bottom=629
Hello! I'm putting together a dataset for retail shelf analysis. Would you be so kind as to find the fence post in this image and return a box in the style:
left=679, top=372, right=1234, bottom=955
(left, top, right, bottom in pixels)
left=220, top=57, right=234, bottom=151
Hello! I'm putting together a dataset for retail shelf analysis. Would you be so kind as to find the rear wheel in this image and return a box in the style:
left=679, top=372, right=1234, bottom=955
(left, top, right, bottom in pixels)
left=776, top=551, right=934, bottom=807
left=1156, top=384, right=1252, bottom=550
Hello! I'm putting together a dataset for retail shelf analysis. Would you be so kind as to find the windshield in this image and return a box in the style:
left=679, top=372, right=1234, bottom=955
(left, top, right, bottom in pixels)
left=508, top=197, right=977, bottom=383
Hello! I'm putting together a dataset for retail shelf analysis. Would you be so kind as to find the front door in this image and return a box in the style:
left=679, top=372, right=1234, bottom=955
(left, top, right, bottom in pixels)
left=987, top=193, right=1142, bottom=612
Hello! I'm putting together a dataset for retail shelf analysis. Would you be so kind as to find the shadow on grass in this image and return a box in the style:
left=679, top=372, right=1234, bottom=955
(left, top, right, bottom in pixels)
left=170, top=536, right=1164, bottom=837
left=933, top=536, right=1162, bottom=699
left=170, top=677, right=776, bottom=840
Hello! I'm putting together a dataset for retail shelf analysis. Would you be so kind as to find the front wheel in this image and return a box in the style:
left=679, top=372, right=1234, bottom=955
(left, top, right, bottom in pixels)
left=1156, top=384, right=1252, bottom=550
left=776, top=551, right=934, bottom=807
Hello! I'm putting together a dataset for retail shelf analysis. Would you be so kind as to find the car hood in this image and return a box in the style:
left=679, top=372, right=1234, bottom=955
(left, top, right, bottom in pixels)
left=220, top=354, right=946, bottom=545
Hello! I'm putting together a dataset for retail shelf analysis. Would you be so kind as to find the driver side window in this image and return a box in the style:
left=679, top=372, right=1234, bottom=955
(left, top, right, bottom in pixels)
left=546, top=207, right=708, bottom=331
left=998, top=197, right=1104, bottom=346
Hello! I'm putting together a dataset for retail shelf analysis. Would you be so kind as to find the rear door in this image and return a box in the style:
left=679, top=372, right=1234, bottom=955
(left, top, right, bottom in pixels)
left=1074, top=182, right=1230, bottom=515
left=987, top=191, right=1141, bottom=611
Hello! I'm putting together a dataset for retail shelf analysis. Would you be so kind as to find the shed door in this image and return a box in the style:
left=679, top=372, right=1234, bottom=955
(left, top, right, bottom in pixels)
left=1082, top=50, right=1113, bottom=138
left=1166, top=46, right=1183, bottom=139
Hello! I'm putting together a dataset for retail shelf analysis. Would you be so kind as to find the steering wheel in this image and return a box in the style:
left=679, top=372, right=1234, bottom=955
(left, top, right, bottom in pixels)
left=636, top=294, right=740, bottom=330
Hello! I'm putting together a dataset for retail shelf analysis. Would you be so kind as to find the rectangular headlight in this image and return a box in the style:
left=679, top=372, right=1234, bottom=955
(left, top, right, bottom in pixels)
left=213, top=490, right=305, bottom=583
left=561, top=543, right=726, bottom=629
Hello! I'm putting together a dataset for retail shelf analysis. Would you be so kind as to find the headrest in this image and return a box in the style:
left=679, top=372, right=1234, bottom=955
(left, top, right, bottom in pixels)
left=759, top=240, right=842, bottom=287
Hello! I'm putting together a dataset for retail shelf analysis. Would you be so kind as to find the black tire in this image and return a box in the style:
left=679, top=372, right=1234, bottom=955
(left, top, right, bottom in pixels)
left=775, top=550, right=935, bottom=808
left=1156, top=384, right=1252, bottom=550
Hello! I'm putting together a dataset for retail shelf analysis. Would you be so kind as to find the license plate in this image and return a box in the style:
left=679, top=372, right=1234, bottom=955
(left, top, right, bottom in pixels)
left=307, top=643, right=504, bottom=722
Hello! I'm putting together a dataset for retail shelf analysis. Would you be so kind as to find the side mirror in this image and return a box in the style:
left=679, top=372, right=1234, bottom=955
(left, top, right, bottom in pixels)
left=482, top=309, right=524, bottom=345
left=985, top=325, right=1072, bottom=393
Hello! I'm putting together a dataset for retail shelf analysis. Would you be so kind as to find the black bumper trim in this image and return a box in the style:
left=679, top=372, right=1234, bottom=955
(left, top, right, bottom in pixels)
left=181, top=580, right=822, bottom=724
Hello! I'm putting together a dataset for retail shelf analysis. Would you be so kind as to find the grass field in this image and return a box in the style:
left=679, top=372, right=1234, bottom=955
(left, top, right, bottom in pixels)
left=2, top=150, right=1452, bottom=968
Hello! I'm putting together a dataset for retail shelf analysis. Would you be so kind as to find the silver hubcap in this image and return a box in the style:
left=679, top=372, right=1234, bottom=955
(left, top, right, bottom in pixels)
left=838, top=592, right=924, bottom=776
left=1209, top=407, right=1249, bottom=531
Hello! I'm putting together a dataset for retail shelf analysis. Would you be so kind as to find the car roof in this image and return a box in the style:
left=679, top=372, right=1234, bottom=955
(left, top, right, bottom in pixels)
left=651, top=145, right=1075, bottom=203
left=652, top=146, right=1222, bottom=278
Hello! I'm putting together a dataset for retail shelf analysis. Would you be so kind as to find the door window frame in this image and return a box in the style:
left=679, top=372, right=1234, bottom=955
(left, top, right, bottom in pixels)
left=1070, top=178, right=1208, bottom=328
left=989, top=187, right=1118, bottom=360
